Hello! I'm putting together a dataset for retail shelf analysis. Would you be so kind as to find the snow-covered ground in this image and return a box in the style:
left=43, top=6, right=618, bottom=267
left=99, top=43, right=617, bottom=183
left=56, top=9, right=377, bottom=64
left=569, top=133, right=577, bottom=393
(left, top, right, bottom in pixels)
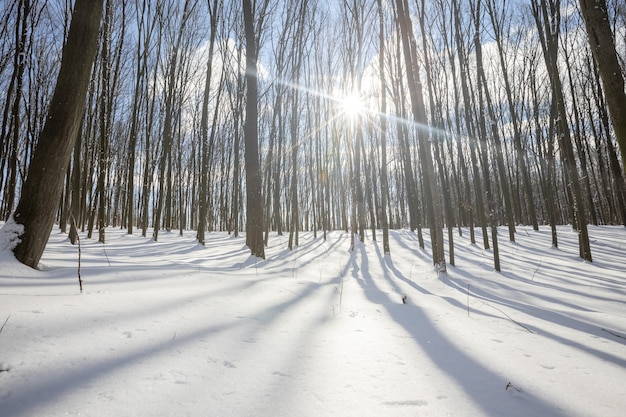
left=1, top=224, right=625, bottom=417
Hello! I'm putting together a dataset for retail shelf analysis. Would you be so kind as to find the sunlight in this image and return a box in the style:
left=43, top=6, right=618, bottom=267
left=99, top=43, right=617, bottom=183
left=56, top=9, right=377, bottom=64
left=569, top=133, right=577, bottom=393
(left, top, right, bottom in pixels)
left=339, top=91, right=366, bottom=119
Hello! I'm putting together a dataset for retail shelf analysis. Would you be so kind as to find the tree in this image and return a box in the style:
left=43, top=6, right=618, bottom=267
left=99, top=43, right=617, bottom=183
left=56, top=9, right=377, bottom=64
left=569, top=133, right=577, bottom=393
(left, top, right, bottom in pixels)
left=452, top=0, right=489, bottom=250
left=287, top=0, right=310, bottom=251
left=485, top=0, right=539, bottom=231
left=197, top=0, right=221, bottom=245
left=153, top=0, right=196, bottom=242
left=0, top=0, right=32, bottom=221
left=395, top=0, right=446, bottom=272
left=126, top=0, right=152, bottom=236
left=9, top=0, right=104, bottom=268
left=242, top=0, right=265, bottom=259
left=532, top=0, right=592, bottom=262
left=376, top=0, right=390, bottom=255
left=579, top=0, right=626, bottom=174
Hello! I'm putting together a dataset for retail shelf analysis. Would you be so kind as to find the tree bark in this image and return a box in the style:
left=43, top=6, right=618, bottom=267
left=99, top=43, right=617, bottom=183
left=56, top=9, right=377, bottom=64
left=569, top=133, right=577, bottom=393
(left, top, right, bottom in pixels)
left=242, top=0, right=265, bottom=258
left=11, top=0, right=104, bottom=268
left=532, top=0, right=592, bottom=261
left=579, top=0, right=626, bottom=174
left=197, top=0, right=220, bottom=245
left=395, top=0, right=445, bottom=272
left=376, top=0, right=390, bottom=255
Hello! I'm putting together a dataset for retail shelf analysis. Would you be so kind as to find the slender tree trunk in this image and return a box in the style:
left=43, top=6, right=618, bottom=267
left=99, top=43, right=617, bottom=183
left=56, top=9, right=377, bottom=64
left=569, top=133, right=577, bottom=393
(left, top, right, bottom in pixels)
left=96, top=0, right=112, bottom=244
left=287, top=1, right=308, bottom=250
left=1, top=0, right=31, bottom=221
left=486, top=0, right=538, bottom=231
left=395, top=0, right=445, bottom=272
left=197, top=0, right=219, bottom=245
left=474, top=5, right=515, bottom=245
left=376, top=0, right=390, bottom=254
left=532, top=0, right=592, bottom=261
left=579, top=0, right=626, bottom=174
left=153, top=0, right=192, bottom=241
left=126, top=0, right=150, bottom=236
left=417, top=0, right=455, bottom=265
left=452, top=0, right=489, bottom=250
left=140, top=22, right=159, bottom=237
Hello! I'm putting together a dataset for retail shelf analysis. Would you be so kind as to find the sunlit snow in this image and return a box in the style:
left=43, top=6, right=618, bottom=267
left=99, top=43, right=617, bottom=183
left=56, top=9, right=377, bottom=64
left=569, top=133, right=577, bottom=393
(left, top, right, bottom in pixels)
left=1, top=225, right=625, bottom=416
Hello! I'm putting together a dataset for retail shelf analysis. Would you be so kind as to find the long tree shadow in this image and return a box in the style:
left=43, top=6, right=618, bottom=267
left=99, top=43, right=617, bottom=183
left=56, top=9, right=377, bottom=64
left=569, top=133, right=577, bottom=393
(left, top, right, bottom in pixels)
left=350, top=242, right=570, bottom=417
left=0, top=272, right=339, bottom=417
left=443, top=277, right=626, bottom=360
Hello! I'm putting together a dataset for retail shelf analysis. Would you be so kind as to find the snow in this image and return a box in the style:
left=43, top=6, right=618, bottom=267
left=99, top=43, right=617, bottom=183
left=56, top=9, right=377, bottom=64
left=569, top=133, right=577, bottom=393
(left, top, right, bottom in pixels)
left=1, top=224, right=625, bottom=417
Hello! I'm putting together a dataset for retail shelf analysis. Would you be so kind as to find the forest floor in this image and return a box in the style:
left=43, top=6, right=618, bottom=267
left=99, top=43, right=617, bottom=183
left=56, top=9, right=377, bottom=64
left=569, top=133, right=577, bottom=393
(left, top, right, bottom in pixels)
left=1, top=224, right=625, bottom=417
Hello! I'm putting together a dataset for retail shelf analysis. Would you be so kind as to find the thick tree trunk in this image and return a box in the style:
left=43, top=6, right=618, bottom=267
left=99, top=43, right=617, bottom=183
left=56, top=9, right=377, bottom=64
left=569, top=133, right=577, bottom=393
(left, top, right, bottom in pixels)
left=11, top=0, right=103, bottom=268
left=242, top=0, right=265, bottom=259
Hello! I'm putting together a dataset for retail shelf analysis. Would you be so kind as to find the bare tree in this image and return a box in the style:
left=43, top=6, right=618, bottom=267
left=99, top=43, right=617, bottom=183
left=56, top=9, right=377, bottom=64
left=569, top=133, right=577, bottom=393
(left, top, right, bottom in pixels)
left=485, top=0, right=539, bottom=231
left=532, top=0, right=592, bottom=261
left=197, top=0, right=221, bottom=245
left=0, top=0, right=32, bottom=221
left=376, top=0, right=390, bottom=255
left=9, top=0, right=104, bottom=268
left=153, top=0, right=196, bottom=242
left=579, top=0, right=626, bottom=174
left=395, top=0, right=445, bottom=272
left=242, top=0, right=265, bottom=258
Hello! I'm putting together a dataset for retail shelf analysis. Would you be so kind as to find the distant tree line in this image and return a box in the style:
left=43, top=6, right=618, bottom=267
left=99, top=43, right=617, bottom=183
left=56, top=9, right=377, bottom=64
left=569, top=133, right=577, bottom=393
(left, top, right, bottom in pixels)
left=0, top=0, right=624, bottom=270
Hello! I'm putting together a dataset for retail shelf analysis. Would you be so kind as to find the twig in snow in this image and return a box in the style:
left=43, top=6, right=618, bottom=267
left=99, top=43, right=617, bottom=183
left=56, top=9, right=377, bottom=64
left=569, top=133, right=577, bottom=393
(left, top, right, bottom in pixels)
left=505, top=382, right=522, bottom=392
left=531, top=258, right=542, bottom=281
left=480, top=301, right=534, bottom=334
left=468, top=289, right=534, bottom=333
left=0, top=315, right=10, bottom=334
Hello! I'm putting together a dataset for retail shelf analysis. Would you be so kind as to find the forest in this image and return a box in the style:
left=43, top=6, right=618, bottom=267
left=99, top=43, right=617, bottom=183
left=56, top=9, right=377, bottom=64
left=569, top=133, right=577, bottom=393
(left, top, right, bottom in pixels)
left=0, top=0, right=625, bottom=270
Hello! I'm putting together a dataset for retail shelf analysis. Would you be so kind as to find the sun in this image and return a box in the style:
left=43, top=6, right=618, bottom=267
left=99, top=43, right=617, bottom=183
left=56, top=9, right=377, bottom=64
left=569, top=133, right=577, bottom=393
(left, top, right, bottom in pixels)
left=339, top=91, right=366, bottom=119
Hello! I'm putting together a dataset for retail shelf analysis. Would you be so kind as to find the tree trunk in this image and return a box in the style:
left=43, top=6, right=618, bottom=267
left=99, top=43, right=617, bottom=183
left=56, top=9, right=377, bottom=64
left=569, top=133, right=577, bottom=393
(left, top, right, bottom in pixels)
left=376, top=0, right=390, bottom=255
left=11, top=0, right=104, bottom=268
left=242, top=0, right=265, bottom=259
left=395, top=0, right=445, bottom=272
left=579, top=0, right=626, bottom=174
left=486, top=0, right=538, bottom=231
left=1, top=0, right=31, bottom=221
left=532, top=0, right=592, bottom=261
left=197, top=0, right=220, bottom=245
left=453, top=0, right=489, bottom=250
